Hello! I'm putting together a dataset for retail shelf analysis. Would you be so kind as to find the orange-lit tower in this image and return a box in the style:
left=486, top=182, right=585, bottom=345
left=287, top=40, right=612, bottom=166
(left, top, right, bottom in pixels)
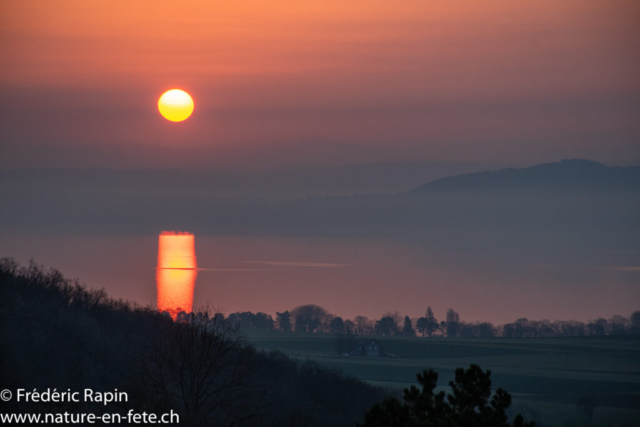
left=156, top=231, right=197, bottom=318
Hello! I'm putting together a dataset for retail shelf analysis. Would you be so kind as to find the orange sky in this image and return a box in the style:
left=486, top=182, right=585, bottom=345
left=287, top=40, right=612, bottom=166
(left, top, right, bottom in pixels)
left=1, top=0, right=639, bottom=168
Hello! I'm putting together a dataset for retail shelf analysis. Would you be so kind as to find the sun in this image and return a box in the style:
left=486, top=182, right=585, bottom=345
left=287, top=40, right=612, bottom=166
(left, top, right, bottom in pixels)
left=158, top=89, right=194, bottom=122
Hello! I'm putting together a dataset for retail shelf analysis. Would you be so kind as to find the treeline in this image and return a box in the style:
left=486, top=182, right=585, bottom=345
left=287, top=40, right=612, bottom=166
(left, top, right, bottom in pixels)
left=224, top=305, right=640, bottom=338
left=0, top=259, right=388, bottom=427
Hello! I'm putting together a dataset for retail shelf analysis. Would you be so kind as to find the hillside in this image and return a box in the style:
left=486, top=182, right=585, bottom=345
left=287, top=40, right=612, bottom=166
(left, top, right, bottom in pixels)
left=411, top=159, right=640, bottom=193
left=0, top=259, right=388, bottom=427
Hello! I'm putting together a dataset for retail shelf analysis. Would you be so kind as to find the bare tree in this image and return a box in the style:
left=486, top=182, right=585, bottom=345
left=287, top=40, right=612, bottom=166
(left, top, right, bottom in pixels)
left=344, top=319, right=356, bottom=332
left=354, top=316, right=374, bottom=335
left=608, top=315, right=629, bottom=335
left=143, top=315, right=267, bottom=427
left=291, top=304, right=329, bottom=333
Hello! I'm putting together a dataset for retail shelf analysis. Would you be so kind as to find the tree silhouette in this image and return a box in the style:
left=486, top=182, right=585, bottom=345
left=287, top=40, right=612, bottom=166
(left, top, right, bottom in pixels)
left=144, top=317, right=264, bottom=427
left=291, top=304, right=328, bottom=332
left=402, top=316, right=416, bottom=336
left=630, top=311, right=640, bottom=334
left=608, top=315, right=628, bottom=335
left=0, top=259, right=392, bottom=427
left=587, top=318, right=607, bottom=336
left=446, top=308, right=460, bottom=338
left=276, top=310, right=292, bottom=332
left=227, top=311, right=274, bottom=330
left=359, top=364, right=534, bottom=427
left=330, top=316, right=346, bottom=333
left=425, top=307, right=439, bottom=337
left=375, top=316, right=399, bottom=336
left=415, top=308, right=439, bottom=337
left=355, top=315, right=375, bottom=335
left=416, top=317, right=428, bottom=337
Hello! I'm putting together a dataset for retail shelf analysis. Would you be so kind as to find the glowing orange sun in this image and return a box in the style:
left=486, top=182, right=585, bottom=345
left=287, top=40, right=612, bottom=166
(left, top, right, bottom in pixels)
left=158, top=89, right=194, bottom=122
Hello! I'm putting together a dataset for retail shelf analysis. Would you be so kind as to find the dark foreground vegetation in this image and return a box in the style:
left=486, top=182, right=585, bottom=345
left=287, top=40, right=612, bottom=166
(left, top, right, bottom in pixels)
left=359, top=365, right=533, bottom=427
left=0, top=259, right=388, bottom=426
left=7, top=258, right=618, bottom=427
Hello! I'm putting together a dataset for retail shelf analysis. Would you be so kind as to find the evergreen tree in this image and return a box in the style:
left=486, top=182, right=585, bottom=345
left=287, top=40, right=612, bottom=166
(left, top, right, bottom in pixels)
left=402, top=316, right=415, bottom=336
left=359, top=364, right=534, bottom=427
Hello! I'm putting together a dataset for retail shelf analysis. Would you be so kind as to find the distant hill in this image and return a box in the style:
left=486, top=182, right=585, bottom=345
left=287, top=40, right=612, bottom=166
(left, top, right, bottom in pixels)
left=1, top=158, right=638, bottom=238
left=411, top=159, right=640, bottom=193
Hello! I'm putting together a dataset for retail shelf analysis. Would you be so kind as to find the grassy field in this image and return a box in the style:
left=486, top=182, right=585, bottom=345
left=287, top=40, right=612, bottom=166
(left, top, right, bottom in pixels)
left=245, top=330, right=640, bottom=426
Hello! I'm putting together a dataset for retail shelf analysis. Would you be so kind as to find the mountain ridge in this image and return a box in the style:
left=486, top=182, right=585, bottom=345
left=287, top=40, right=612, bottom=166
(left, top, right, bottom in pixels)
left=410, top=159, right=640, bottom=193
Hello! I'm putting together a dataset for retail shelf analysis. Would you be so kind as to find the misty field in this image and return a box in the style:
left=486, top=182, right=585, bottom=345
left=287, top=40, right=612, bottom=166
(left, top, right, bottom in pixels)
left=245, top=331, right=640, bottom=426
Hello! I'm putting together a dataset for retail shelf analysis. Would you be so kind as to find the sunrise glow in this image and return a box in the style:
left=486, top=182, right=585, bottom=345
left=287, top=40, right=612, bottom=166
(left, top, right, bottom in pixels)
left=157, top=231, right=197, bottom=318
left=158, top=89, right=194, bottom=122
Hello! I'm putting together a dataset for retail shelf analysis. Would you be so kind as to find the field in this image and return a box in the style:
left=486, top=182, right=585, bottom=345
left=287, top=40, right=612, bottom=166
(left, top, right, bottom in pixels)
left=245, top=330, right=640, bottom=426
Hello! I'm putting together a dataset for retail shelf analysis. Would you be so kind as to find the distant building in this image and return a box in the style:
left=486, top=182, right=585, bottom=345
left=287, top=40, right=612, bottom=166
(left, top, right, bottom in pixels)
left=351, top=340, right=380, bottom=357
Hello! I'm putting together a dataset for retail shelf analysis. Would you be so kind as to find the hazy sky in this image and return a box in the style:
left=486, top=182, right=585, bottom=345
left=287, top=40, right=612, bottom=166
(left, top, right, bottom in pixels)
left=1, top=0, right=639, bottom=169
left=1, top=1, right=638, bottom=324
